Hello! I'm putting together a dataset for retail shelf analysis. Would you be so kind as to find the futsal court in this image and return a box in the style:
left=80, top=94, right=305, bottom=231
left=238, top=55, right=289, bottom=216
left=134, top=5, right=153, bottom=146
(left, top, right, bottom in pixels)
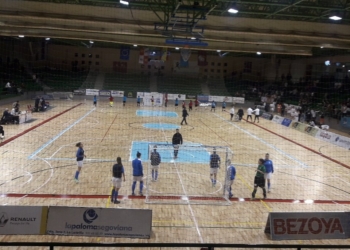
left=1, top=97, right=350, bottom=248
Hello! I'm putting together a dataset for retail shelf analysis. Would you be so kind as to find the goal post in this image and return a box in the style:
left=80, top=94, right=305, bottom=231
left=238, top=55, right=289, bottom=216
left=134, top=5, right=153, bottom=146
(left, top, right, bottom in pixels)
left=145, top=143, right=233, bottom=205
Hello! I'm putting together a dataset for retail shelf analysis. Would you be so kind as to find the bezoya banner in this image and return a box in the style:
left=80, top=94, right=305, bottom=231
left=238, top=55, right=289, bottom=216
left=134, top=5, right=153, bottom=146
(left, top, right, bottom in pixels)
left=46, top=206, right=152, bottom=238
left=0, top=206, right=47, bottom=235
left=265, top=212, right=350, bottom=240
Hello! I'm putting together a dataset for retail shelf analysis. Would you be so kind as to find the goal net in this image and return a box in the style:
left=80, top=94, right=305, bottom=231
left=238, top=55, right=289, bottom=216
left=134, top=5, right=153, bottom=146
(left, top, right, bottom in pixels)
left=145, top=143, right=233, bottom=205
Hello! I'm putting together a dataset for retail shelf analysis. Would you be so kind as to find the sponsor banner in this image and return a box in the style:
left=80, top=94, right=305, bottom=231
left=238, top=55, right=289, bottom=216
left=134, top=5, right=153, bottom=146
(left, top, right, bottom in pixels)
left=266, top=212, right=350, bottom=240
left=281, top=118, right=292, bottom=127
left=197, top=95, right=209, bottom=103
left=340, top=117, right=350, bottom=129
left=137, top=92, right=145, bottom=98
left=111, top=90, right=124, bottom=98
left=291, top=122, right=307, bottom=133
left=186, top=94, right=196, bottom=99
left=73, top=89, right=86, bottom=95
left=291, top=122, right=318, bottom=137
left=315, top=130, right=339, bottom=145
left=209, top=96, right=233, bottom=103
left=334, top=135, right=350, bottom=149
left=99, top=90, right=111, bottom=97
left=86, top=89, right=100, bottom=96
left=143, top=92, right=163, bottom=106
left=46, top=207, right=152, bottom=238
left=0, top=206, right=47, bottom=235
left=272, top=115, right=284, bottom=125
left=261, top=112, right=273, bottom=120
left=304, top=126, right=319, bottom=137
left=167, top=93, right=186, bottom=101
left=120, top=46, right=130, bottom=61
left=232, top=97, right=245, bottom=104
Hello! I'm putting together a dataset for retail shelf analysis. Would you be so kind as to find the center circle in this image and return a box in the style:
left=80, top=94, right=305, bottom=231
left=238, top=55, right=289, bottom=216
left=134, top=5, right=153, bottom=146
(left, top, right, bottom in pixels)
left=143, top=123, right=180, bottom=130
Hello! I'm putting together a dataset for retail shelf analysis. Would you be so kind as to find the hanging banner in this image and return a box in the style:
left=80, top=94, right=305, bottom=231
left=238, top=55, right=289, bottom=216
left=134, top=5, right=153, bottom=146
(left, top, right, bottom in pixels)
left=111, top=90, right=124, bottom=97
left=86, top=89, right=100, bottom=96
left=120, top=46, right=130, bottom=61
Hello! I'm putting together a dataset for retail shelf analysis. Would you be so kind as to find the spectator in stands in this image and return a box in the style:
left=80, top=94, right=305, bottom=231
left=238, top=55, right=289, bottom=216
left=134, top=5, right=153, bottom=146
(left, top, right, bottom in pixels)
left=5, top=82, right=11, bottom=89
left=281, top=104, right=285, bottom=117
left=0, top=125, right=4, bottom=139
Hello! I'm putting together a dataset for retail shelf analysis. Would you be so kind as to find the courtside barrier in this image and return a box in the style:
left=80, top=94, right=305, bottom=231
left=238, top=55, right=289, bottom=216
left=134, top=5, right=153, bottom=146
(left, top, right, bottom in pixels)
left=46, top=206, right=152, bottom=238
left=0, top=206, right=48, bottom=235
left=265, top=212, right=350, bottom=240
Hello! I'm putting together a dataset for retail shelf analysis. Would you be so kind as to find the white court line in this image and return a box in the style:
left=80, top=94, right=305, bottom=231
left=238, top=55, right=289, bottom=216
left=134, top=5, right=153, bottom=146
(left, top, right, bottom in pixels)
left=214, top=113, right=310, bottom=169
left=40, top=157, right=115, bottom=162
left=157, top=116, right=204, bottom=243
left=28, top=108, right=96, bottom=159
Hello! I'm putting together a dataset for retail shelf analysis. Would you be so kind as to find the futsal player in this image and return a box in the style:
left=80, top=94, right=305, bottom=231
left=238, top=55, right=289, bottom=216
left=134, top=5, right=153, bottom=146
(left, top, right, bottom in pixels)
left=137, top=96, right=141, bottom=106
left=109, top=95, right=114, bottom=107
left=172, top=129, right=183, bottom=159
left=151, top=96, right=154, bottom=106
left=246, top=107, right=253, bottom=122
left=225, top=159, right=236, bottom=198
left=194, top=99, right=199, bottom=110
left=264, top=153, right=274, bottom=192
left=175, top=98, right=179, bottom=109
left=132, top=151, right=144, bottom=196
left=189, top=100, right=193, bottom=111
left=211, top=101, right=216, bottom=112
left=93, top=95, right=97, bottom=107
left=111, top=157, right=125, bottom=204
left=123, top=96, right=127, bottom=107
left=209, top=148, right=221, bottom=187
left=180, top=107, right=189, bottom=125
left=251, top=158, right=266, bottom=200
left=74, top=142, right=86, bottom=183
left=222, top=101, right=226, bottom=111
left=150, top=146, right=161, bottom=181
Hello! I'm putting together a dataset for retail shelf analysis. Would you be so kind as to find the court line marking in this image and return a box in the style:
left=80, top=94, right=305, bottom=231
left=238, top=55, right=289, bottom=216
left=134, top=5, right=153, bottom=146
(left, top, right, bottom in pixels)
left=101, top=113, right=118, bottom=142
left=214, top=113, right=309, bottom=169
left=0, top=103, right=82, bottom=148
left=28, top=108, right=96, bottom=159
left=157, top=116, right=204, bottom=243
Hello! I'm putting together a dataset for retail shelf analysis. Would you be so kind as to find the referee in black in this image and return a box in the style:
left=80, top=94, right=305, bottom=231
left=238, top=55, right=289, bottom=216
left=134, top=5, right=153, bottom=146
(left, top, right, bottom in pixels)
left=172, top=129, right=183, bottom=159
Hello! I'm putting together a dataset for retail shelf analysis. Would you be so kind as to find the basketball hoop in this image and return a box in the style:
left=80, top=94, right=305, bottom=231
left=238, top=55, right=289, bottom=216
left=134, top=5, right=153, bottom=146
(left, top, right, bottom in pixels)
left=180, top=45, right=191, bottom=62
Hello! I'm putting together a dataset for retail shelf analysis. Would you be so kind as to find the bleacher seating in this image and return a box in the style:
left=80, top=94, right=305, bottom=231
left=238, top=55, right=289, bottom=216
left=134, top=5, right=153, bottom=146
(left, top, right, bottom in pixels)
left=36, top=68, right=89, bottom=91
left=104, top=73, right=150, bottom=95
left=157, top=76, right=202, bottom=95
left=208, top=78, right=230, bottom=96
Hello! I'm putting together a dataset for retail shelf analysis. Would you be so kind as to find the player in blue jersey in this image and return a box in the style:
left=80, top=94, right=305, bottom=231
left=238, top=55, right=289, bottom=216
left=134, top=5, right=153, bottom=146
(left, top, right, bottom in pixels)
left=93, top=95, right=97, bottom=107
left=222, top=101, right=226, bottom=111
left=111, top=157, right=125, bottom=204
left=132, top=152, right=144, bottom=196
left=137, top=96, right=141, bottom=106
left=150, top=146, right=161, bottom=182
left=74, top=142, right=86, bottom=183
left=211, top=101, right=216, bottom=112
left=175, top=98, right=179, bottom=109
left=225, top=159, right=236, bottom=198
left=209, top=148, right=221, bottom=187
left=264, top=153, right=274, bottom=192
left=123, top=96, right=127, bottom=107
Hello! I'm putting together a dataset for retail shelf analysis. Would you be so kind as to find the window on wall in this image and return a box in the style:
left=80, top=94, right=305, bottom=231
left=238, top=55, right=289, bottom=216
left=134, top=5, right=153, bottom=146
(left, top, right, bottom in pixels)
left=218, top=63, right=221, bottom=66
left=204, top=69, right=208, bottom=72
left=88, top=61, right=92, bottom=65
left=88, top=54, right=92, bottom=58
left=224, top=63, right=227, bottom=67
left=161, top=66, right=165, bottom=70
left=82, top=54, right=85, bottom=58
left=75, top=53, right=78, bottom=57
left=223, top=70, right=227, bottom=73
left=217, top=69, right=221, bottom=73
left=95, top=62, right=99, bottom=65
left=96, top=55, right=100, bottom=58
left=211, top=69, right=214, bottom=72
left=211, top=62, right=215, bottom=66
left=81, top=61, right=85, bottom=64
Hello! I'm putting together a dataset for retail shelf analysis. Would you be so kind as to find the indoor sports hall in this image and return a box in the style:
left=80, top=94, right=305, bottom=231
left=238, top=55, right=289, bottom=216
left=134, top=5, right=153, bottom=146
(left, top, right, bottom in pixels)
left=1, top=0, right=350, bottom=249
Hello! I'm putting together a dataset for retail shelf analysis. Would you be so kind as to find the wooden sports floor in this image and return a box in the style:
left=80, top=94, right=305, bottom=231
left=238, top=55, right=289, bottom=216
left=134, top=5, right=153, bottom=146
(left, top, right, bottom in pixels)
left=1, top=98, right=350, bottom=249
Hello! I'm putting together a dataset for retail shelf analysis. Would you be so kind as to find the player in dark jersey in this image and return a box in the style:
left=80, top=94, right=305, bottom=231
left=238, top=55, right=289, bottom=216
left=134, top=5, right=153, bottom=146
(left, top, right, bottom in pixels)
left=111, top=157, right=125, bottom=204
left=251, top=158, right=266, bottom=200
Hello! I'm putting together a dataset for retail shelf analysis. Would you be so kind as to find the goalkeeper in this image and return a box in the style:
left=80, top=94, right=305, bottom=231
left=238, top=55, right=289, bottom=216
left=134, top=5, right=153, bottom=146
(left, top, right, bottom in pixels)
left=150, top=146, right=161, bottom=181
left=209, top=148, right=221, bottom=187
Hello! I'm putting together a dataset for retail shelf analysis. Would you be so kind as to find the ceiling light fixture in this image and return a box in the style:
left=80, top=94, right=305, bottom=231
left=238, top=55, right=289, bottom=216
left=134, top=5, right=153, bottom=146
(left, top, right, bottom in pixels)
left=191, top=37, right=196, bottom=40
left=228, top=3, right=239, bottom=14
left=217, top=50, right=221, bottom=52
left=256, top=52, right=261, bottom=55
left=45, top=38, right=50, bottom=41
left=329, top=15, right=342, bottom=21
left=18, top=35, right=24, bottom=38
left=175, top=47, right=179, bottom=50
left=133, top=44, right=137, bottom=47
left=89, top=41, right=94, bottom=44
left=119, top=0, right=129, bottom=5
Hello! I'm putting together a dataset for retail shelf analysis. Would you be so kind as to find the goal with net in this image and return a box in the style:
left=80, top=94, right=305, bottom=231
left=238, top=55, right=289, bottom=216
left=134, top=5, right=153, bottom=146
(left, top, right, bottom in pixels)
left=145, top=143, right=233, bottom=205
